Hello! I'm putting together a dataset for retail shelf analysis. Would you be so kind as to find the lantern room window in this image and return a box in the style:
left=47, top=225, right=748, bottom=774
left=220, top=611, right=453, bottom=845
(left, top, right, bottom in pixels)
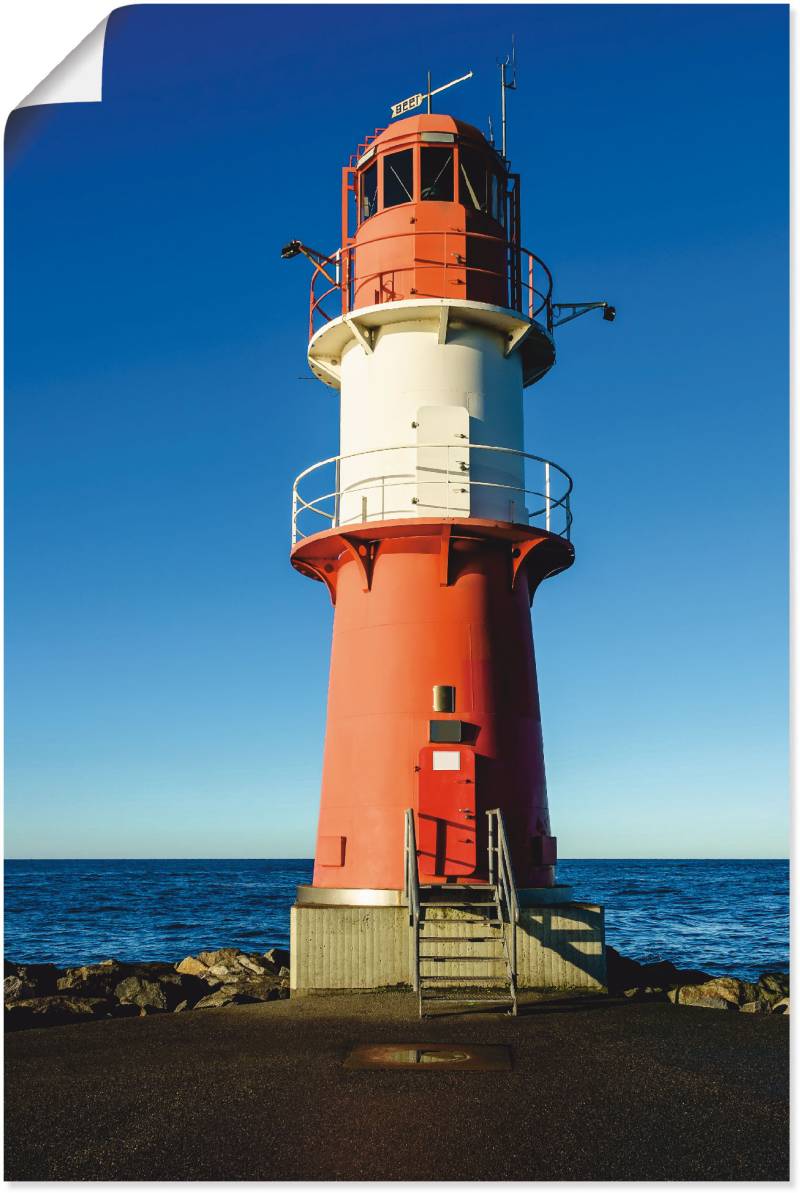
left=360, top=162, right=378, bottom=222
left=383, top=149, right=414, bottom=208
left=421, top=146, right=454, bottom=202
left=459, top=146, right=504, bottom=224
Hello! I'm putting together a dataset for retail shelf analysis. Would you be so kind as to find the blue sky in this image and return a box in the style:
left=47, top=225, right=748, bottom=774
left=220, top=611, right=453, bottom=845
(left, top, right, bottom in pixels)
left=5, top=4, right=787, bottom=859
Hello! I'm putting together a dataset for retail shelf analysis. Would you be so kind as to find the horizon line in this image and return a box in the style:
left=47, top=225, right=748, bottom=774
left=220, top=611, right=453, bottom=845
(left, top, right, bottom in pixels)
left=3, top=856, right=790, bottom=863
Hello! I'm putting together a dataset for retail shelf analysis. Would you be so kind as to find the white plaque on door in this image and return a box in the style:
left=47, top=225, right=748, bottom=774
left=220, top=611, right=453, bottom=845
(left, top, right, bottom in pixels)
left=432, top=751, right=461, bottom=771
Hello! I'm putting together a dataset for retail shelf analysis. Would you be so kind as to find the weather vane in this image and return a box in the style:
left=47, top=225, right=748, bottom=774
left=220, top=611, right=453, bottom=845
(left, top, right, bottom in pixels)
left=390, top=69, right=473, bottom=119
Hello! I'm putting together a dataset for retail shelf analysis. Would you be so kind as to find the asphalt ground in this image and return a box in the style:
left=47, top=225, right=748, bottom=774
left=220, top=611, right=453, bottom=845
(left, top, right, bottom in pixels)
left=4, top=991, right=789, bottom=1181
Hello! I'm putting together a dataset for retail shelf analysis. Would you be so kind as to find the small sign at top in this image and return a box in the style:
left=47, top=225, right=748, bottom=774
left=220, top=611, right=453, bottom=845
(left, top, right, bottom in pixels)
left=389, top=70, right=473, bottom=120
left=391, top=93, right=425, bottom=119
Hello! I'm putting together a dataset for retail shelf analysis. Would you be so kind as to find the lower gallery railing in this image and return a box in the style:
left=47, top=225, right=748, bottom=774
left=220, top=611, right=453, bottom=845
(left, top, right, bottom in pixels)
left=291, top=443, right=572, bottom=544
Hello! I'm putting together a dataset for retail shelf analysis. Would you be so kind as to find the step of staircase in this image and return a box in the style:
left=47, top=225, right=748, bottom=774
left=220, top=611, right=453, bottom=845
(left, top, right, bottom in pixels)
left=416, top=891, right=517, bottom=1018
left=420, top=901, right=497, bottom=910
left=420, top=955, right=503, bottom=962
left=418, top=935, right=502, bottom=943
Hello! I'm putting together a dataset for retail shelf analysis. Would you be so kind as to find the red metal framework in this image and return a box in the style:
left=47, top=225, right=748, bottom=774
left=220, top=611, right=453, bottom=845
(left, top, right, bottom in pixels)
left=308, top=230, right=554, bottom=340
left=348, top=127, right=388, bottom=171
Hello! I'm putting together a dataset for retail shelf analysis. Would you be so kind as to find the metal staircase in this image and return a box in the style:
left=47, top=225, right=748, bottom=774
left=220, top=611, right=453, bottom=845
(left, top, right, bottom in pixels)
left=404, top=808, right=520, bottom=1017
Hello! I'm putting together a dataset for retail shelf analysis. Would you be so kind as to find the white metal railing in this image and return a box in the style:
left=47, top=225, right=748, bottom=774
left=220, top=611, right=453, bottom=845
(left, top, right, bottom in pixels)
left=291, top=442, right=572, bottom=545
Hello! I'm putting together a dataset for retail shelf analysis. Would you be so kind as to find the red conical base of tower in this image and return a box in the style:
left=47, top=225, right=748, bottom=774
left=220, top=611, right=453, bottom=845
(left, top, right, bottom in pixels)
left=292, top=518, right=573, bottom=891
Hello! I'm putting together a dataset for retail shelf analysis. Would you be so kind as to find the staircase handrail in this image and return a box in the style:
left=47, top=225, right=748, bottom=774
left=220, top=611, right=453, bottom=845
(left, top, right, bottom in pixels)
left=487, top=808, right=519, bottom=988
left=493, top=809, right=520, bottom=925
left=403, top=808, right=420, bottom=993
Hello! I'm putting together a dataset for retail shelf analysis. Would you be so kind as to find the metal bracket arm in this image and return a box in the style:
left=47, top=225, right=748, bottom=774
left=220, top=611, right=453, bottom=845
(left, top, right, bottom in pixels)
left=551, top=300, right=616, bottom=328
left=280, top=240, right=340, bottom=289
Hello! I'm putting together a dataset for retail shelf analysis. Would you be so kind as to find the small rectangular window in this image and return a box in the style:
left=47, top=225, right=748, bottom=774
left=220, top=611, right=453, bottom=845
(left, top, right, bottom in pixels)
left=421, top=146, right=454, bottom=202
left=383, top=148, right=414, bottom=208
left=360, top=162, right=378, bottom=222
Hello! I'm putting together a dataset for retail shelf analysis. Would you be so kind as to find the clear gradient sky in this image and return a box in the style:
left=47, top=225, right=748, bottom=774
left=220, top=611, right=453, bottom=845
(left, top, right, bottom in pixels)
left=5, top=4, right=788, bottom=859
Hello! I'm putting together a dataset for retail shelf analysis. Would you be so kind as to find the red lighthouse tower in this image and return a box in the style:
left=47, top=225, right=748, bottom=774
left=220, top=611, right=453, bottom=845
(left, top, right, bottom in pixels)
left=286, top=90, right=612, bottom=1009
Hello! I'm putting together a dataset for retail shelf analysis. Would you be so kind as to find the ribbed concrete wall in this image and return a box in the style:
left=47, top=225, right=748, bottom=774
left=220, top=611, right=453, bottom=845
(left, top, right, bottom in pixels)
left=290, top=906, right=410, bottom=992
left=517, top=905, right=606, bottom=990
left=291, top=902, right=606, bottom=992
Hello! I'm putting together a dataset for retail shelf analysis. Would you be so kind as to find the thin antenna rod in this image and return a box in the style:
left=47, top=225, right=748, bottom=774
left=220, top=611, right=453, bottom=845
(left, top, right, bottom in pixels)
left=427, top=70, right=432, bottom=114
left=499, top=35, right=517, bottom=161
left=500, top=60, right=507, bottom=158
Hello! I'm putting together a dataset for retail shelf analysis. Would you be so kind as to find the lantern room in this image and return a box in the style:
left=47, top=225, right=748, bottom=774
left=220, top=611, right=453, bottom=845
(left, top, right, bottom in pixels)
left=346, top=115, right=517, bottom=310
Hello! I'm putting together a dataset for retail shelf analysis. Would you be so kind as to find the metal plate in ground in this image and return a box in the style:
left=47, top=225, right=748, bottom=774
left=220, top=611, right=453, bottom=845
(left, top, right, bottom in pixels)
left=343, top=1044, right=511, bottom=1071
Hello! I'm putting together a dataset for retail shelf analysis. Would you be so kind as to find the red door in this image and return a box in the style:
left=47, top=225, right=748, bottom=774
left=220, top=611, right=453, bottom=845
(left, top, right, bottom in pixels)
left=417, top=746, right=477, bottom=878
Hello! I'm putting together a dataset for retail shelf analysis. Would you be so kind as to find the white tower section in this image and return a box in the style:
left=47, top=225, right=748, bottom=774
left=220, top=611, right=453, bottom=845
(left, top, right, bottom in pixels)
left=307, top=297, right=541, bottom=528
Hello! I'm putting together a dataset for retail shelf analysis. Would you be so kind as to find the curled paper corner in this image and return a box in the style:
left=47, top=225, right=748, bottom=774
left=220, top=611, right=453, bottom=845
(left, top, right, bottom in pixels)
left=16, top=16, right=109, bottom=109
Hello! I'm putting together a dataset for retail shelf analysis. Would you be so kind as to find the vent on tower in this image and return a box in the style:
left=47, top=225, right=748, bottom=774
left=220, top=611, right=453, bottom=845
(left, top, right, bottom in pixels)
left=432, top=684, right=456, bottom=713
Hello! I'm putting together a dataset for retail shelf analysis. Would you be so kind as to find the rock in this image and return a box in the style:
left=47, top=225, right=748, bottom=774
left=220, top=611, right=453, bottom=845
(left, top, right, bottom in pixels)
left=740, top=999, right=772, bottom=1014
left=175, top=956, right=207, bottom=978
left=4, top=963, right=61, bottom=999
left=190, top=949, right=268, bottom=977
left=196, top=949, right=243, bottom=969
left=57, top=961, right=131, bottom=998
left=5, top=996, right=118, bottom=1031
left=624, top=985, right=667, bottom=1000
left=193, top=985, right=263, bottom=1010
left=263, top=947, right=290, bottom=974
left=114, top=975, right=170, bottom=1013
left=194, top=969, right=285, bottom=1003
left=113, top=970, right=212, bottom=1012
left=668, top=977, right=757, bottom=1011
left=758, top=973, right=789, bottom=1004
left=771, top=997, right=789, bottom=1015
left=4, top=976, right=27, bottom=1001
left=236, top=954, right=268, bottom=976
left=180, top=949, right=282, bottom=991
left=208, top=963, right=230, bottom=978
left=605, top=947, right=712, bottom=997
left=667, top=987, right=733, bottom=1011
left=3, top=947, right=292, bottom=1028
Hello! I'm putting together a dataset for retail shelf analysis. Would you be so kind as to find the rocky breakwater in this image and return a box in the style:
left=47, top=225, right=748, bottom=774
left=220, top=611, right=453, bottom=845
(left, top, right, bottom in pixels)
left=4, top=948, right=290, bottom=1031
left=606, top=947, right=789, bottom=1015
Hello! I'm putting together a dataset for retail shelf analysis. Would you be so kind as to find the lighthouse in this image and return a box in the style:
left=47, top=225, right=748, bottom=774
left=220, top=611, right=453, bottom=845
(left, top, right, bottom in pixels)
left=285, top=91, right=612, bottom=1011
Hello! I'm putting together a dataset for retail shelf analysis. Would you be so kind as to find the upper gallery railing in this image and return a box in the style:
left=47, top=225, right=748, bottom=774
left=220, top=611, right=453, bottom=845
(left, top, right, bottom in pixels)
left=308, top=231, right=554, bottom=339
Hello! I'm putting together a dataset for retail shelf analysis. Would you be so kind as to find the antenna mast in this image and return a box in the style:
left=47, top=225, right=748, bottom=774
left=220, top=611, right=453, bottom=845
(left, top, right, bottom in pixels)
left=499, top=35, right=517, bottom=160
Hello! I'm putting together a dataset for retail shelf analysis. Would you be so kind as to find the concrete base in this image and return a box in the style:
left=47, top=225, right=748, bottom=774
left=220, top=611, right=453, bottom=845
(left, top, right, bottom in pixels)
left=290, top=900, right=606, bottom=994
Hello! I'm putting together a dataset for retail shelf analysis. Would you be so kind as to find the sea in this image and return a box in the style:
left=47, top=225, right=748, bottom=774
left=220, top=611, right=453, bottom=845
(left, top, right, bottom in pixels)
left=3, top=858, right=789, bottom=981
